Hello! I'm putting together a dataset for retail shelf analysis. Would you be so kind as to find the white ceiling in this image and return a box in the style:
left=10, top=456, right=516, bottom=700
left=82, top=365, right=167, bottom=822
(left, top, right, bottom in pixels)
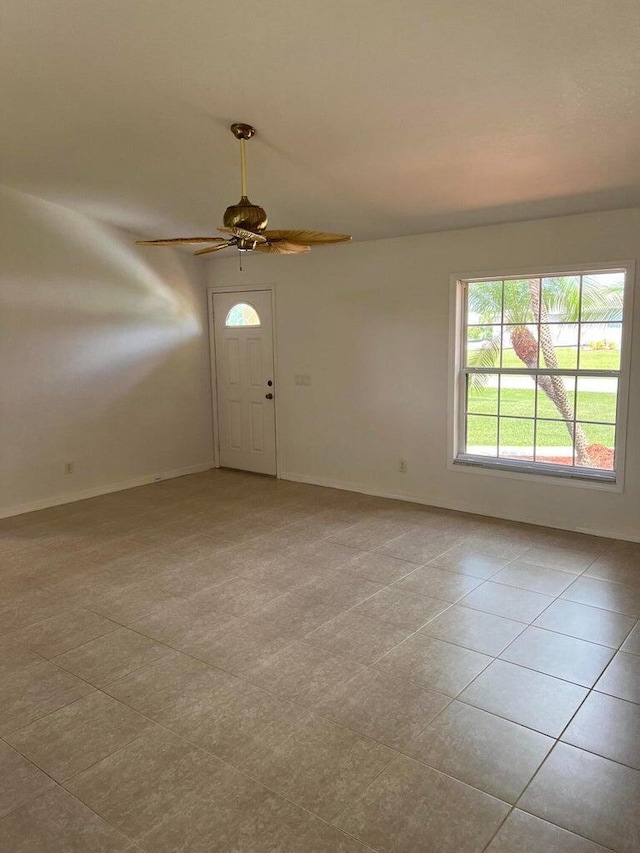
left=1, top=0, right=639, bottom=242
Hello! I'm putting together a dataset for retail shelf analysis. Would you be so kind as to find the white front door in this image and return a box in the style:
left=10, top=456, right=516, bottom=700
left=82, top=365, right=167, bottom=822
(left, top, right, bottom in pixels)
left=213, top=290, right=277, bottom=475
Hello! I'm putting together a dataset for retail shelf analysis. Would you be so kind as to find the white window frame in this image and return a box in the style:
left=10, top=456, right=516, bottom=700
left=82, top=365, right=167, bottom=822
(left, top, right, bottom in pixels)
left=448, top=261, right=635, bottom=491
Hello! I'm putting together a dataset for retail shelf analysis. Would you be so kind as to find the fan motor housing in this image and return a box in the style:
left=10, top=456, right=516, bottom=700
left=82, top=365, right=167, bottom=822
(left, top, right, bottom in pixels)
left=223, top=196, right=268, bottom=231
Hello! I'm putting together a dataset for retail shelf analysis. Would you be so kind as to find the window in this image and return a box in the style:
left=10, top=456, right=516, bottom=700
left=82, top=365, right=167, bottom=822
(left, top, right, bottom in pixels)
left=453, top=265, right=633, bottom=483
left=225, top=302, right=261, bottom=327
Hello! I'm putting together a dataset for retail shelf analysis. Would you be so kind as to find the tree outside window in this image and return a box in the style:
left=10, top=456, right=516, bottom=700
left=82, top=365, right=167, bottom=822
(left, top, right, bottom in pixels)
left=457, top=268, right=628, bottom=480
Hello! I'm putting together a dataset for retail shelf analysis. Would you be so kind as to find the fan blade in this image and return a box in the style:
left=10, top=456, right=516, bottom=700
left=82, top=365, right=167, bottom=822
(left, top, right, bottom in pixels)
left=261, top=230, right=351, bottom=246
left=194, top=241, right=234, bottom=256
left=136, top=237, right=227, bottom=246
left=218, top=226, right=267, bottom=244
left=256, top=241, right=311, bottom=255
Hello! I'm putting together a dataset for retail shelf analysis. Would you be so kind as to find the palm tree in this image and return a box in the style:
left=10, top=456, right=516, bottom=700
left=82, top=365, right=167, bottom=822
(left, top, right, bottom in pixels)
left=467, top=276, right=623, bottom=466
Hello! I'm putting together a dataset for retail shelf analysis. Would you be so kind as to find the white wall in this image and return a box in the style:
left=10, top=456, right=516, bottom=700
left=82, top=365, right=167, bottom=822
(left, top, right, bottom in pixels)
left=0, top=186, right=214, bottom=516
left=208, top=209, right=640, bottom=542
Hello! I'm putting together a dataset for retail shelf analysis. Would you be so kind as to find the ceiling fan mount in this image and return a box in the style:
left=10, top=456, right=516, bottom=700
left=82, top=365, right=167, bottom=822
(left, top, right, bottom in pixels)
left=136, top=122, right=351, bottom=259
left=229, top=123, right=257, bottom=140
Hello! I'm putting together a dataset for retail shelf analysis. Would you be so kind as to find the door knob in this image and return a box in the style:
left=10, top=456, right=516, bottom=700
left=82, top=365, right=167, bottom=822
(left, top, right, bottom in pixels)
left=265, top=393, right=273, bottom=399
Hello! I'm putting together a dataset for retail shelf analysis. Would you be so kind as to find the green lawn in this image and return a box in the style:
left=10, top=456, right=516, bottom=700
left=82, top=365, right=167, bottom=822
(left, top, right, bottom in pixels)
left=467, top=345, right=618, bottom=449
left=500, top=347, right=619, bottom=370
left=466, top=415, right=614, bottom=448
left=467, top=387, right=616, bottom=447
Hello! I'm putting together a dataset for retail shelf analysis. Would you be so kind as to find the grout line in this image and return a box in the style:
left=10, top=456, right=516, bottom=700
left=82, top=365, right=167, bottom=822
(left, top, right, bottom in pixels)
left=114, top=587, right=637, bottom=776
left=1, top=471, right=637, bottom=852
left=478, top=633, right=635, bottom=850
left=0, top=733, right=140, bottom=849
left=57, top=687, right=384, bottom=852
left=28, top=544, right=636, bottom=746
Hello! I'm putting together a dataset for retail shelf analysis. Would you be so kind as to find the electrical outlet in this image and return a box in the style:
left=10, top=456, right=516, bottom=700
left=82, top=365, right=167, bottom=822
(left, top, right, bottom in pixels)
left=64, top=462, right=74, bottom=474
left=399, top=459, right=407, bottom=473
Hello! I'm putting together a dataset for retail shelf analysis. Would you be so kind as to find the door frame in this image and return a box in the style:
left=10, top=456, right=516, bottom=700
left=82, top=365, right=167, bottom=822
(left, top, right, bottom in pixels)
left=207, top=284, right=280, bottom=476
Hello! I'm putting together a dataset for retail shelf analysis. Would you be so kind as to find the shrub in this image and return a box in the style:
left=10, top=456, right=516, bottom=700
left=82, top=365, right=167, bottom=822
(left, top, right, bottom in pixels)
left=587, top=339, right=616, bottom=350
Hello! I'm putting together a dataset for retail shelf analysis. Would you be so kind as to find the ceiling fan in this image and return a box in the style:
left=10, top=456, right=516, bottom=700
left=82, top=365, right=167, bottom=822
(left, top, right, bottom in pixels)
left=136, top=123, right=351, bottom=259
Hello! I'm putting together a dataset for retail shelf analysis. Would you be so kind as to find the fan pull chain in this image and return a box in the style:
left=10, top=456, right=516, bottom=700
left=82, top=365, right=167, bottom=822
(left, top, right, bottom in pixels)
left=238, top=250, right=243, bottom=272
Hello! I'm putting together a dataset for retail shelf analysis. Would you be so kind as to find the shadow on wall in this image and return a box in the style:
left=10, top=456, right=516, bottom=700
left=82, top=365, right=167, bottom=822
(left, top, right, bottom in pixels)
left=0, top=185, right=211, bottom=509
left=2, top=184, right=200, bottom=323
left=1, top=183, right=202, bottom=403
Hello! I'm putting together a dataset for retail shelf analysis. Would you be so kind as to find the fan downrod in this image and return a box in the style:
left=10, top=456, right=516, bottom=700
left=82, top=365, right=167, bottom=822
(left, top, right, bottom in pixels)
left=230, top=123, right=256, bottom=140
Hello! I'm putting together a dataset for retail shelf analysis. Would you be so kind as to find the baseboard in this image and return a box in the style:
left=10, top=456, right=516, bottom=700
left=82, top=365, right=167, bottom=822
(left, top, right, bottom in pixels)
left=4, top=463, right=636, bottom=542
left=280, top=471, right=640, bottom=544
left=0, top=462, right=215, bottom=520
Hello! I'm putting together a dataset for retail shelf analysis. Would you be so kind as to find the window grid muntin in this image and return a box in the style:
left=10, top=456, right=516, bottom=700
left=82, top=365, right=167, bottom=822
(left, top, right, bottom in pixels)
left=576, top=275, right=584, bottom=371
left=466, top=320, right=625, bottom=327
left=459, top=270, right=625, bottom=479
left=495, top=373, right=501, bottom=456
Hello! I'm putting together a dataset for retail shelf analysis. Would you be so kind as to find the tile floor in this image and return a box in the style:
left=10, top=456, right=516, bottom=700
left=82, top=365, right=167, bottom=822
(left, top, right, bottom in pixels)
left=0, top=469, right=638, bottom=852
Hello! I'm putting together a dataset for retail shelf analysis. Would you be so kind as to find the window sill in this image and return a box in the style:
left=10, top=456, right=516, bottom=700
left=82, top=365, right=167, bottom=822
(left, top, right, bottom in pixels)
left=450, top=455, right=622, bottom=492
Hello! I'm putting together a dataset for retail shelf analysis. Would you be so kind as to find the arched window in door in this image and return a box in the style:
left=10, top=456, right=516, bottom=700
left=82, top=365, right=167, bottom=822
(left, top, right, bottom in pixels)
left=225, top=302, right=261, bottom=327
